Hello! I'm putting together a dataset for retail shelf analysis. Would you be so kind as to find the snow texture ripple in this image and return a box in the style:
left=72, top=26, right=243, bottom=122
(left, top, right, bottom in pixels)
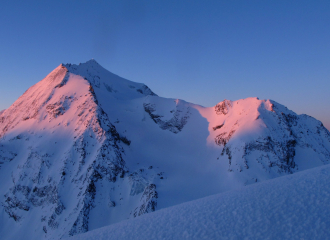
left=68, top=164, right=330, bottom=240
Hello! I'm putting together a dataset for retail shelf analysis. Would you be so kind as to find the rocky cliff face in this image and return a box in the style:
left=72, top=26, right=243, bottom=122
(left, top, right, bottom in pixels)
left=0, top=62, right=155, bottom=239
left=0, top=60, right=329, bottom=240
left=210, top=98, right=330, bottom=176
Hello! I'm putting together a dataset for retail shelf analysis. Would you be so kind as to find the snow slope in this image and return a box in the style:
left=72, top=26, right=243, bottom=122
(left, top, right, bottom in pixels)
left=0, top=60, right=329, bottom=239
left=68, top=164, right=330, bottom=240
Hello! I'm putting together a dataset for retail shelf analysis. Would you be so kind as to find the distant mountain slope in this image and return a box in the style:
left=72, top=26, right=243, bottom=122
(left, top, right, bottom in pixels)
left=68, top=164, right=330, bottom=240
left=0, top=60, right=329, bottom=239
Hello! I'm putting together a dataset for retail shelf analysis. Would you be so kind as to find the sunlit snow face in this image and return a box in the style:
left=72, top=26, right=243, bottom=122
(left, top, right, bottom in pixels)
left=193, top=97, right=272, bottom=147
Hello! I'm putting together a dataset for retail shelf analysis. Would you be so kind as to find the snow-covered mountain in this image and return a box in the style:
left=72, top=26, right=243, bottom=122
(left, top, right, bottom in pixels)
left=67, top=163, right=330, bottom=240
left=0, top=60, right=329, bottom=239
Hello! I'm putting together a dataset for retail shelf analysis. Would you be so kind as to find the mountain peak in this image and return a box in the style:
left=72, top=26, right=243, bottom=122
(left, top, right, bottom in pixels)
left=86, top=58, right=98, bottom=63
left=0, top=61, right=329, bottom=239
left=62, top=59, right=103, bottom=72
left=79, top=58, right=100, bottom=66
left=59, top=60, right=157, bottom=99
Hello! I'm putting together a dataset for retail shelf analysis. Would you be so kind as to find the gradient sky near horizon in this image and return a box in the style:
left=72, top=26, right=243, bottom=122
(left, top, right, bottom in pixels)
left=1, top=0, right=329, bottom=129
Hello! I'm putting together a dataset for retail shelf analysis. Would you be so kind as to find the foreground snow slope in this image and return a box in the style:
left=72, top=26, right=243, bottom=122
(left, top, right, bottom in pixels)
left=69, top=164, right=330, bottom=240
left=0, top=60, right=329, bottom=239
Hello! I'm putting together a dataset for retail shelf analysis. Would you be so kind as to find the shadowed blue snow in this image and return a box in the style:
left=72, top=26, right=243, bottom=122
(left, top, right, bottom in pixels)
left=68, top=164, right=330, bottom=240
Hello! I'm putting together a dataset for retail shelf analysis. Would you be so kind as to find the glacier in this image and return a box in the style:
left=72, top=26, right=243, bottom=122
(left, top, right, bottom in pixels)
left=0, top=59, right=329, bottom=239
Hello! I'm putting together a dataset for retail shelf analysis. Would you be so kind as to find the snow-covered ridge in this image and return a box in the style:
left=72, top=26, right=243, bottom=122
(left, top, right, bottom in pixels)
left=68, top=164, right=330, bottom=240
left=196, top=97, right=330, bottom=174
left=0, top=60, right=329, bottom=239
left=63, top=59, right=157, bottom=100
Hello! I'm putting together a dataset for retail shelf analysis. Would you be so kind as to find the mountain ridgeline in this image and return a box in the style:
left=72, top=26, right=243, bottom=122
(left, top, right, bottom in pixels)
left=0, top=60, right=329, bottom=239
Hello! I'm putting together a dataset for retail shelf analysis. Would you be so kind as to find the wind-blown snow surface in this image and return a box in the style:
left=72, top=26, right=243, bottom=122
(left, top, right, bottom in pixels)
left=0, top=60, right=330, bottom=239
left=68, top=164, right=330, bottom=240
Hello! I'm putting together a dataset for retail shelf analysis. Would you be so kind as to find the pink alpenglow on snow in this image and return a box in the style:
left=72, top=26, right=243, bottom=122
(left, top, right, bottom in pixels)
left=0, top=60, right=329, bottom=239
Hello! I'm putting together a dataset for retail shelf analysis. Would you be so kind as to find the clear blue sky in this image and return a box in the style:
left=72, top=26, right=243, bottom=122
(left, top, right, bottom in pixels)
left=1, top=0, right=329, bottom=129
